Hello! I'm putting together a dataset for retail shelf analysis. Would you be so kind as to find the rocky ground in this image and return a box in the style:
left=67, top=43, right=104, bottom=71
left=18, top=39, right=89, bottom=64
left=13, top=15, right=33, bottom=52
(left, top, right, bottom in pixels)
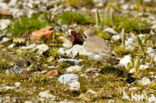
left=0, top=0, right=156, bottom=103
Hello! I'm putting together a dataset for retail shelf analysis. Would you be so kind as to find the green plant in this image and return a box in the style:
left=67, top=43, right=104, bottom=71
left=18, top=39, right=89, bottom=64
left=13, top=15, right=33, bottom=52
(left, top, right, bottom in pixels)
left=57, top=11, right=93, bottom=24
left=137, top=36, right=144, bottom=55
left=121, top=28, right=125, bottom=47
left=7, top=13, right=54, bottom=35
left=131, top=56, right=141, bottom=78
left=137, top=36, right=151, bottom=56
left=96, top=10, right=101, bottom=29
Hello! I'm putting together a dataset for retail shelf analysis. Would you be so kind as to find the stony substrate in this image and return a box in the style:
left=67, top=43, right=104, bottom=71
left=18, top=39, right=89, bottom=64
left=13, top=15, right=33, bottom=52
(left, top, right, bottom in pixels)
left=0, top=0, right=156, bottom=102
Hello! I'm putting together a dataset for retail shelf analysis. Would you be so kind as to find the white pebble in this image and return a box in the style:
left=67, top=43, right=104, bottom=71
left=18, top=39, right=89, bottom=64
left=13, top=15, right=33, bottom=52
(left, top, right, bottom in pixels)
left=119, top=55, right=132, bottom=68
left=66, top=65, right=83, bottom=73
left=14, top=82, right=20, bottom=87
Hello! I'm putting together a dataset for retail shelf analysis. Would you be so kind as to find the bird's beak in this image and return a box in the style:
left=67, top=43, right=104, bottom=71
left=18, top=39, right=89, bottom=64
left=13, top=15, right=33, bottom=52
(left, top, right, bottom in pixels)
left=82, top=33, right=87, bottom=40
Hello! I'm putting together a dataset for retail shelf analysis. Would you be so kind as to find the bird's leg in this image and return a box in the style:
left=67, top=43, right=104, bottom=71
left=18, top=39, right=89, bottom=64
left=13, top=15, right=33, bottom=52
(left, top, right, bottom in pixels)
left=97, top=61, right=101, bottom=69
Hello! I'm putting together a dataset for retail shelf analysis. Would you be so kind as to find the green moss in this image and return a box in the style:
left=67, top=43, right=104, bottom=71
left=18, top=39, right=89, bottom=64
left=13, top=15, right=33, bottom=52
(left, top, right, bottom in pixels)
left=63, top=0, right=94, bottom=8
left=0, top=57, right=10, bottom=71
left=113, top=46, right=134, bottom=56
left=57, top=11, right=93, bottom=24
left=33, top=74, right=49, bottom=84
left=102, top=14, right=150, bottom=33
left=96, top=30, right=111, bottom=39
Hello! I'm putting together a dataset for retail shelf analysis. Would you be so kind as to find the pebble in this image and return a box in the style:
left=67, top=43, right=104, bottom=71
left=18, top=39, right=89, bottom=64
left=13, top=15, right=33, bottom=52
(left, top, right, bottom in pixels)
left=36, top=44, right=49, bottom=55
left=25, top=101, right=33, bottom=103
left=59, top=36, right=73, bottom=48
left=58, top=58, right=83, bottom=65
left=87, top=89, right=97, bottom=95
left=119, top=55, right=132, bottom=68
left=122, top=91, right=130, bottom=100
left=139, top=64, right=149, bottom=70
left=138, top=77, right=151, bottom=86
left=103, top=27, right=118, bottom=35
left=39, top=91, right=56, bottom=100
left=14, top=82, right=21, bottom=87
left=5, top=66, right=23, bottom=74
left=21, top=44, right=36, bottom=50
left=0, top=34, right=6, bottom=39
left=8, top=0, right=17, bottom=6
left=148, top=94, right=156, bottom=103
left=8, top=43, right=15, bottom=49
left=0, top=37, right=10, bottom=44
left=125, top=38, right=135, bottom=50
left=146, top=47, right=156, bottom=62
left=58, top=74, right=78, bottom=85
left=86, top=68, right=97, bottom=73
left=80, top=74, right=88, bottom=78
left=58, top=45, right=85, bottom=58
left=129, top=87, right=139, bottom=91
left=111, top=35, right=121, bottom=41
left=69, top=81, right=80, bottom=91
left=129, top=68, right=135, bottom=73
left=66, top=65, right=83, bottom=73
left=0, top=19, right=11, bottom=30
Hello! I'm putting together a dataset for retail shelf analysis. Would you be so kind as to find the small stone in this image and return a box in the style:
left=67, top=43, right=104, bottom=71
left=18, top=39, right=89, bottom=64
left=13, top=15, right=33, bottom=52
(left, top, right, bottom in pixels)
left=8, top=66, right=23, bottom=74
left=129, top=87, right=139, bottom=91
left=86, top=68, right=97, bottom=73
left=139, top=64, right=149, bottom=70
left=80, top=74, right=88, bottom=78
left=111, top=35, right=120, bottom=41
left=8, top=43, right=15, bottom=49
left=46, top=70, right=58, bottom=76
left=58, top=58, right=83, bottom=65
left=148, top=94, right=156, bottom=103
left=39, top=91, right=56, bottom=100
left=129, top=68, right=135, bottom=73
left=24, top=101, right=32, bottom=103
left=119, top=55, right=132, bottom=68
left=14, top=82, right=21, bottom=87
left=87, top=89, right=97, bottom=95
left=21, top=44, right=36, bottom=50
left=0, top=37, right=10, bottom=43
left=36, top=44, right=49, bottom=55
left=103, top=27, right=118, bottom=35
left=125, top=38, right=135, bottom=50
left=58, top=45, right=85, bottom=58
left=59, top=36, right=72, bottom=48
left=0, top=34, right=6, bottom=39
left=146, top=47, right=156, bottom=62
left=0, top=19, right=11, bottom=30
left=58, top=74, right=78, bottom=85
left=8, top=0, right=17, bottom=6
left=66, top=65, right=83, bottom=73
left=138, top=77, right=151, bottom=86
left=122, top=91, right=130, bottom=100
left=69, top=81, right=80, bottom=91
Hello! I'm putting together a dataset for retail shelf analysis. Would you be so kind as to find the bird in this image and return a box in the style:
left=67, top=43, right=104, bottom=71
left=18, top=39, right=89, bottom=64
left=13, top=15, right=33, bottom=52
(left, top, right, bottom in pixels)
left=83, top=29, right=113, bottom=62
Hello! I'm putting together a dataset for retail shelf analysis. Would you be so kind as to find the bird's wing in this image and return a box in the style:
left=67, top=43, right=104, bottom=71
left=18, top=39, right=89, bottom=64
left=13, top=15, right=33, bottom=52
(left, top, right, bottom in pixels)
left=83, top=36, right=111, bottom=54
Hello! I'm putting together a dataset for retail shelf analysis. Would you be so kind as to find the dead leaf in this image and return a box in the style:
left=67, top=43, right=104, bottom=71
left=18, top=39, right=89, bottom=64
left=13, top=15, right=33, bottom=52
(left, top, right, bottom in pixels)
left=46, top=70, right=59, bottom=76
left=0, top=9, right=12, bottom=15
left=32, top=26, right=54, bottom=40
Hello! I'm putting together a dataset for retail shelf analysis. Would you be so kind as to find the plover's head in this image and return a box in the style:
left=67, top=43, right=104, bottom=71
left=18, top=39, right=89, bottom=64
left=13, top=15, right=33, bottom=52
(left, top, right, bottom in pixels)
left=84, top=29, right=95, bottom=38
